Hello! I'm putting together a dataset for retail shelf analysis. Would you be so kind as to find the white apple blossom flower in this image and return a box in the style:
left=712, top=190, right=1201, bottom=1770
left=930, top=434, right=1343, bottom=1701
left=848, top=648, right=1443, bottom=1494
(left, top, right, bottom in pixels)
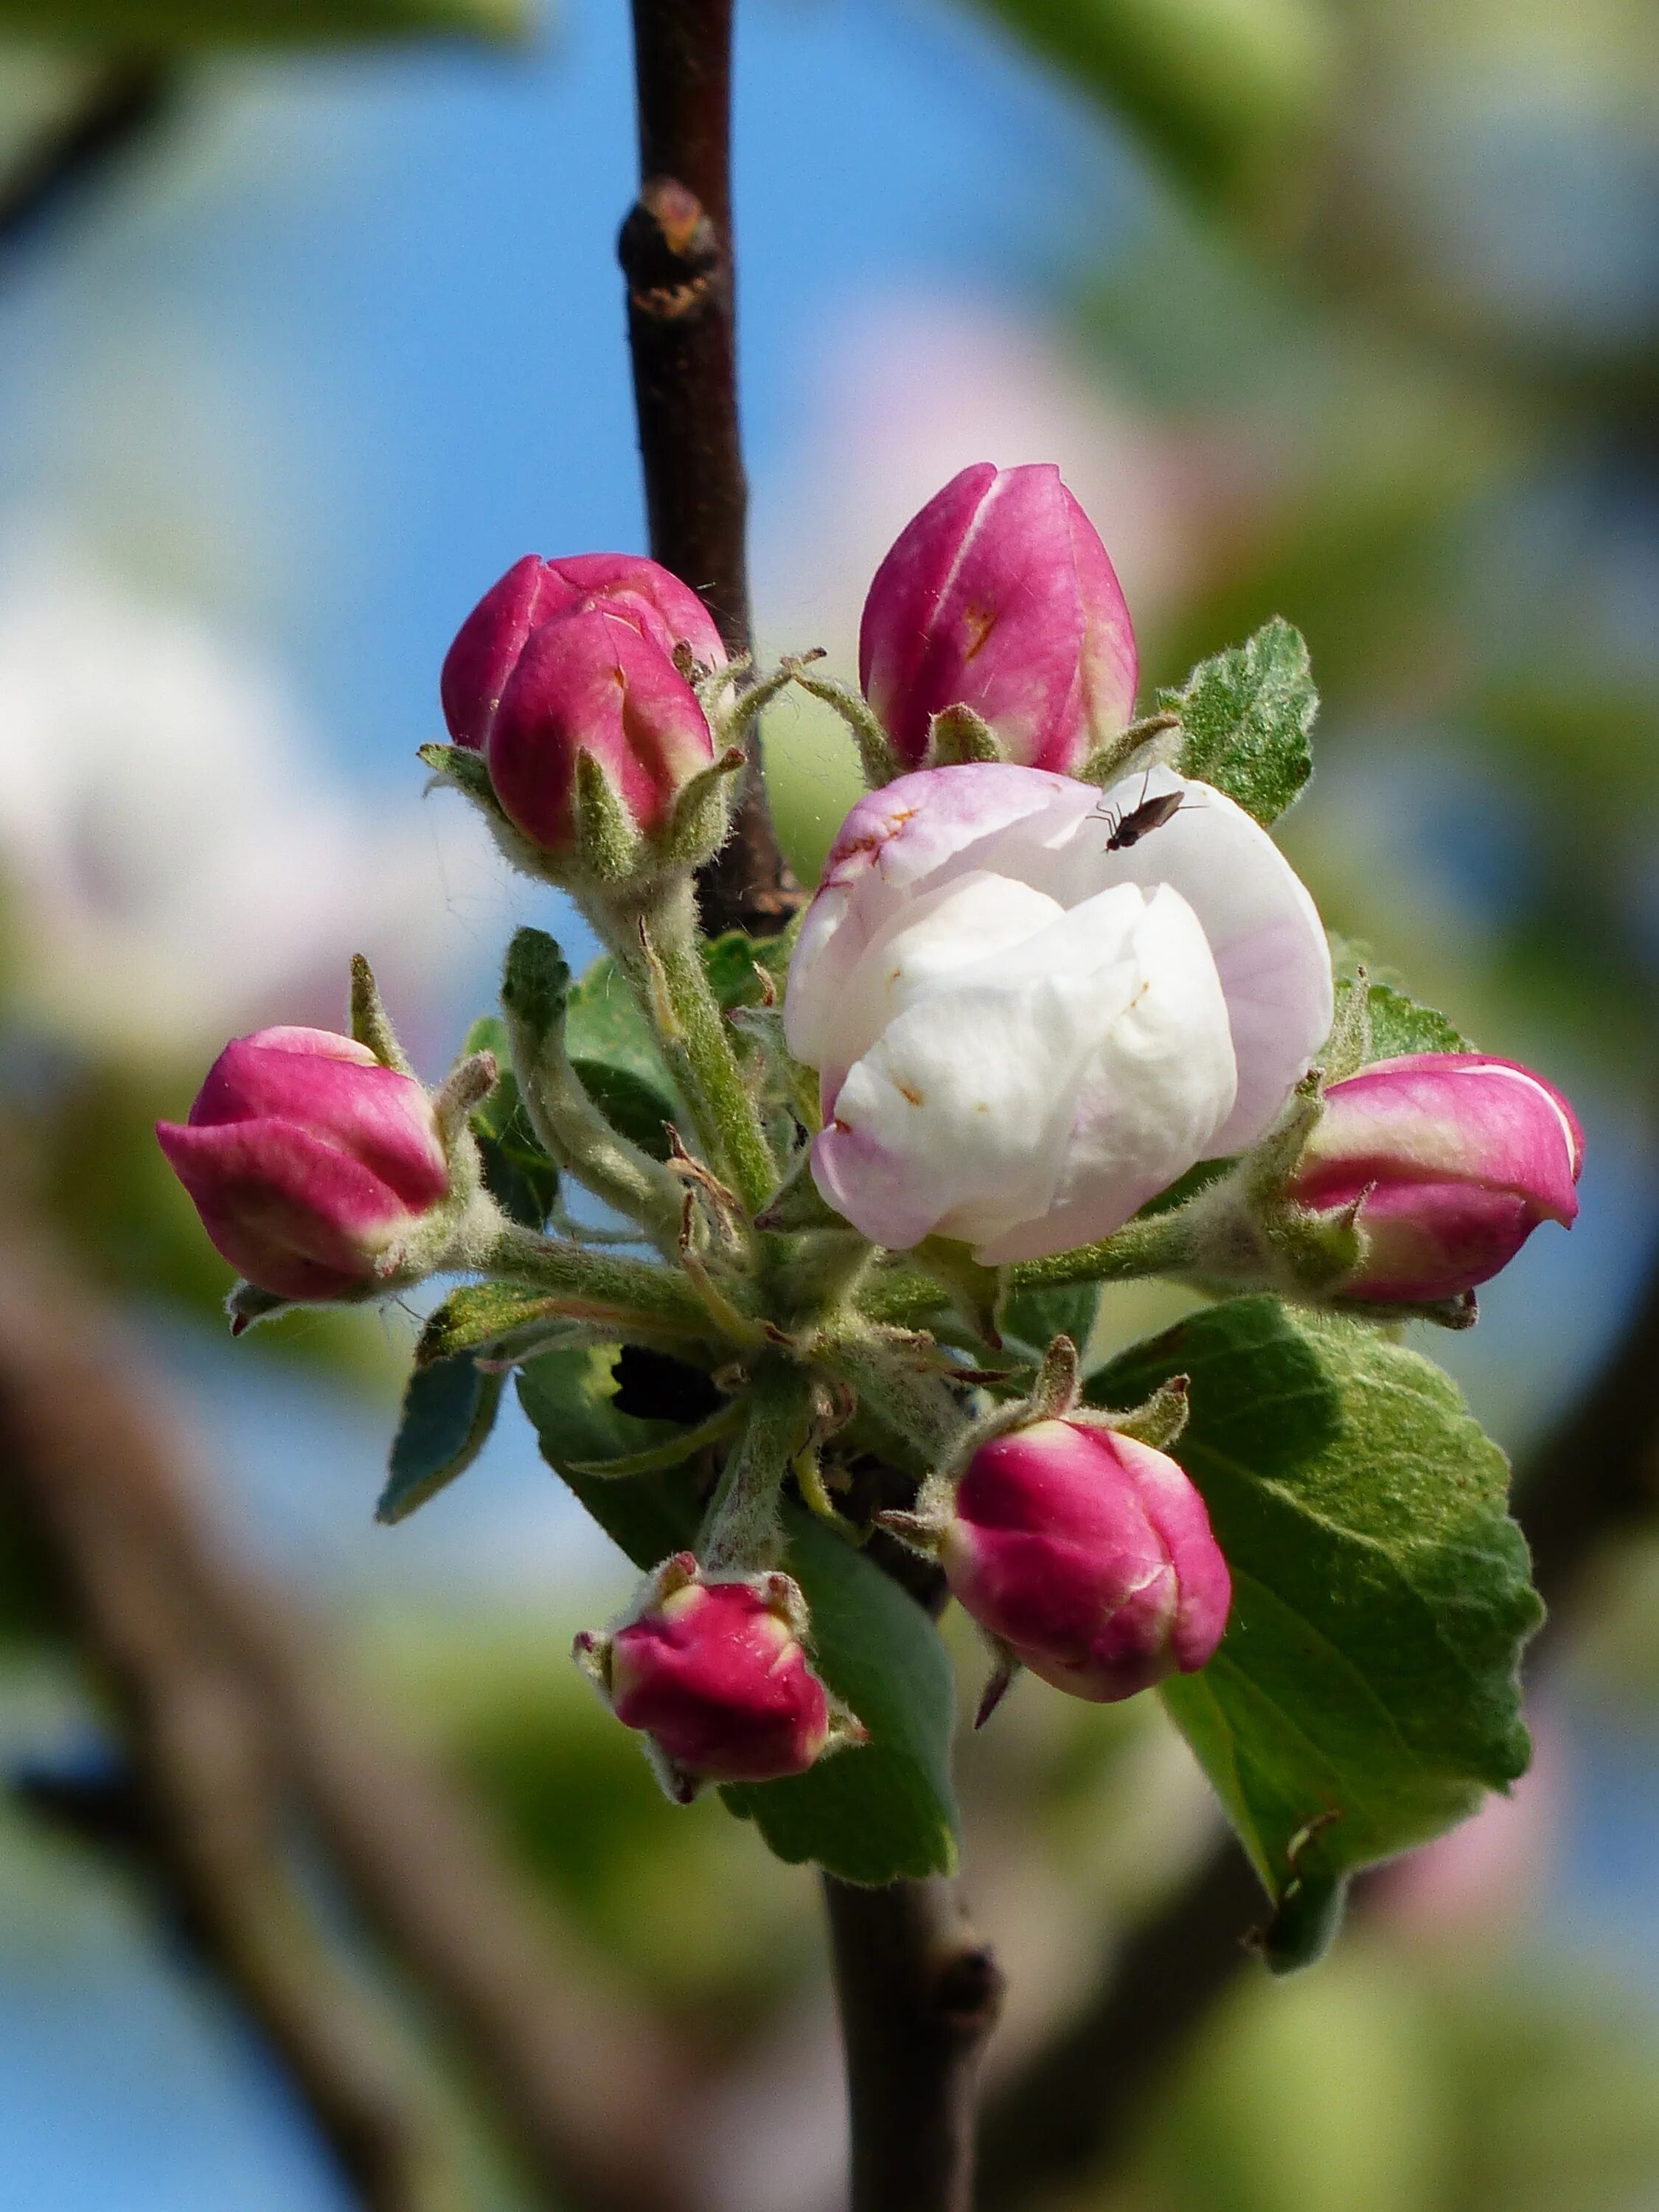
left=784, top=762, right=1333, bottom=1264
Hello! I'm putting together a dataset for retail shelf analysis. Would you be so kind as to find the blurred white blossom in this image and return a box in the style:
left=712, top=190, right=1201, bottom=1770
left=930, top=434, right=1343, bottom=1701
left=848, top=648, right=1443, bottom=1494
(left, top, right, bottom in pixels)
left=0, top=524, right=507, bottom=1060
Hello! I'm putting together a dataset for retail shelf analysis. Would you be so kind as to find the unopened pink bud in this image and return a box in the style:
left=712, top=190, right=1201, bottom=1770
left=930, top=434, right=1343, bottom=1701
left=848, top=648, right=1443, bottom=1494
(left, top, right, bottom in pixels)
left=859, top=462, right=1138, bottom=773
left=156, top=1028, right=450, bottom=1301
left=440, top=552, right=726, bottom=752
left=583, top=1560, right=832, bottom=1792
left=483, top=606, right=717, bottom=852
left=1292, top=1054, right=1583, bottom=1302
left=942, top=1419, right=1230, bottom=1702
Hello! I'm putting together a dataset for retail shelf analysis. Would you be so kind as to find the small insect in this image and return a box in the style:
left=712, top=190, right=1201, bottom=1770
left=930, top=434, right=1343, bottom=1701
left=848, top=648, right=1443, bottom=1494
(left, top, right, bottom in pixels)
left=1096, top=770, right=1196, bottom=852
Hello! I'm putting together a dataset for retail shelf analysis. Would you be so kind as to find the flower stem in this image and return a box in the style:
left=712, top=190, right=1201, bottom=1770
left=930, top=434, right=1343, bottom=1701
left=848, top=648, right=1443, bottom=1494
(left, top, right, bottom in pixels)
left=479, top=1218, right=716, bottom=1343
left=700, top=1360, right=809, bottom=1571
left=1000, top=1207, right=1199, bottom=1295
left=632, top=918, right=779, bottom=1217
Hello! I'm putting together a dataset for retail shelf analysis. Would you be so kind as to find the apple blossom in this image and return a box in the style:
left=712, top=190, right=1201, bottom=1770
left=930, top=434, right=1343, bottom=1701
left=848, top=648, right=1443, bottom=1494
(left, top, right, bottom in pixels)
left=156, top=1027, right=451, bottom=1302
left=942, top=1419, right=1231, bottom=1702
left=1292, top=1053, right=1584, bottom=1301
left=784, top=761, right=1333, bottom=1262
left=859, top=462, right=1138, bottom=773
left=574, top=1557, right=838, bottom=1798
left=440, top=550, right=726, bottom=753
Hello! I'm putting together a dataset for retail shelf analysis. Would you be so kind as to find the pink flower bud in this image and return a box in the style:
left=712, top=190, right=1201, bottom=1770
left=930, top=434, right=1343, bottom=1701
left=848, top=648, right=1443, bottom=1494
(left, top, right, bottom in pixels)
left=942, top=1420, right=1231, bottom=1702
left=577, top=1559, right=832, bottom=1795
left=156, top=1028, right=450, bottom=1302
left=859, top=462, right=1138, bottom=773
left=483, top=607, right=717, bottom=853
left=1291, top=1054, right=1584, bottom=1302
left=440, top=552, right=726, bottom=751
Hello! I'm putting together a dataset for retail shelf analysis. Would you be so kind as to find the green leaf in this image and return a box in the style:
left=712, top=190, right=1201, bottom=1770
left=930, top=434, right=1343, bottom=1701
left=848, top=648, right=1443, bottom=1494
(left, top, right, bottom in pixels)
left=563, top=935, right=785, bottom=1140
left=520, top=1349, right=961, bottom=1882
left=564, top=958, right=671, bottom=1092
left=518, top=1343, right=704, bottom=1566
left=568, top=1057, right=676, bottom=1161
left=463, top=1014, right=559, bottom=1228
left=998, top=1279, right=1102, bottom=1362
left=722, top=1508, right=959, bottom=1885
left=1087, top=1297, right=1540, bottom=1960
left=7, top=0, right=526, bottom=45
left=1161, top=617, right=1316, bottom=824
left=378, top=1357, right=506, bottom=1525
left=1335, top=975, right=1472, bottom=1062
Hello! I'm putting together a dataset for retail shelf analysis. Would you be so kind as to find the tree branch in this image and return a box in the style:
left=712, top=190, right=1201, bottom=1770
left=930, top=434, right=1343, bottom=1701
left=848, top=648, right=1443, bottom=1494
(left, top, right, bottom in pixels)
left=0, top=1230, right=697, bottom=2212
left=621, top=0, right=801, bottom=936
left=0, top=1248, right=466, bottom=2212
left=0, top=57, right=178, bottom=260
left=824, top=1875, right=1004, bottom=2212
left=976, top=1237, right=1659, bottom=2208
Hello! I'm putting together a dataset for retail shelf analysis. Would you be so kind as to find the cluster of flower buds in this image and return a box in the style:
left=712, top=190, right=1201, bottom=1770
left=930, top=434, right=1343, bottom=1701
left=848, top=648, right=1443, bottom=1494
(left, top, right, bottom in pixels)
left=437, top=551, right=741, bottom=894
left=574, top=1554, right=861, bottom=1801
left=150, top=456, right=1587, bottom=1826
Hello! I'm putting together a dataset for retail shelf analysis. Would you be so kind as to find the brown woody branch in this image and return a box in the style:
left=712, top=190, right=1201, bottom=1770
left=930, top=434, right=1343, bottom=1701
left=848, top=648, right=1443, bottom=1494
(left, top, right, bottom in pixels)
left=621, top=0, right=801, bottom=936
left=0, top=1230, right=695, bottom=2212
left=824, top=1875, right=1004, bottom=2212
left=976, top=1235, right=1659, bottom=2208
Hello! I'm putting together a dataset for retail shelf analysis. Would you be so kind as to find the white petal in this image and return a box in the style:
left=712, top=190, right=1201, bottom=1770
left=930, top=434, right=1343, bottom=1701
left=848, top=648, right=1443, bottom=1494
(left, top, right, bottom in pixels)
left=973, top=885, right=1237, bottom=1264
left=819, top=869, right=1062, bottom=1107
left=783, top=766, right=1080, bottom=1068
left=1044, top=765, right=1332, bottom=1154
left=811, top=883, right=1153, bottom=1250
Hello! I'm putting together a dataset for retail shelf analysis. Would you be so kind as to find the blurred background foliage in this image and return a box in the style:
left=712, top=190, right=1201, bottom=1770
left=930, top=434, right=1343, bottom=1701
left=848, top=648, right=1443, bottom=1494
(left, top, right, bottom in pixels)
left=1, top=0, right=1658, bottom=2206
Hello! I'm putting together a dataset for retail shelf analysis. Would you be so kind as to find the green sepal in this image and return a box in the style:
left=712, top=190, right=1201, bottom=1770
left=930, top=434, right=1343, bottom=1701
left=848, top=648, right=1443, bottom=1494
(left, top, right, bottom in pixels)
left=378, top=1356, right=506, bottom=1526
left=571, top=751, right=643, bottom=881
left=926, top=703, right=1005, bottom=767
left=1159, top=616, right=1316, bottom=825
left=418, top=740, right=503, bottom=815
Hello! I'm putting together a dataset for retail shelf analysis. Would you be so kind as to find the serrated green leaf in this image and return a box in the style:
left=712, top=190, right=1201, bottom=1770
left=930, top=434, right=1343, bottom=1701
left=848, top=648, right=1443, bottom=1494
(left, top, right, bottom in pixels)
left=520, top=1349, right=961, bottom=1882
left=1161, top=617, right=1316, bottom=825
left=462, top=1013, right=559, bottom=1228
left=1330, top=975, right=1472, bottom=1062
left=1087, top=1298, right=1540, bottom=1955
left=10, top=0, right=526, bottom=46
left=378, top=1357, right=505, bottom=1525
left=722, top=1507, right=960, bottom=1885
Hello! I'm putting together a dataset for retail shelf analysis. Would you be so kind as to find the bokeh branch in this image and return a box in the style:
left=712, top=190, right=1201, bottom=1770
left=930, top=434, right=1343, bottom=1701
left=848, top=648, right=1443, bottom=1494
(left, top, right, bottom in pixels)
left=0, top=1228, right=695, bottom=2212
left=0, top=57, right=177, bottom=260
left=978, top=1237, right=1659, bottom=2208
